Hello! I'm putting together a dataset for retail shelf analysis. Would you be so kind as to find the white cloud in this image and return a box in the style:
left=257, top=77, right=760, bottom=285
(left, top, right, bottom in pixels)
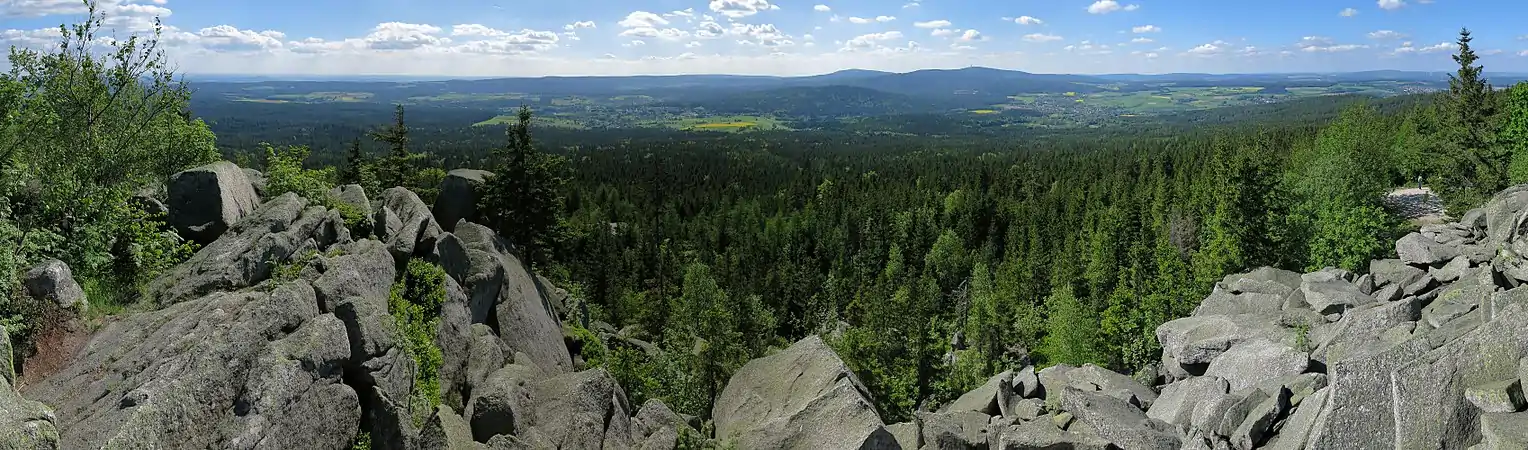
left=1378, top=0, right=1405, bottom=10
left=959, top=30, right=984, bottom=42
left=685, top=41, right=702, bottom=48
left=1013, top=16, right=1043, bottom=25
left=563, top=21, right=596, bottom=31
left=618, top=11, right=669, bottom=28
left=1520, top=50, right=1528, bottom=57
left=708, top=0, right=779, bottom=19
left=1023, top=33, right=1063, bottom=43
left=454, top=29, right=561, bottom=55
left=1185, top=40, right=1231, bottom=56
left=1418, top=42, right=1457, bottom=53
left=930, top=28, right=957, bottom=37
left=1368, top=30, right=1407, bottom=40
left=849, top=16, right=896, bottom=24
left=365, top=22, right=449, bottom=50
left=841, top=30, right=903, bottom=51
left=664, top=9, right=696, bottom=20
left=1088, top=0, right=1123, bottom=14
left=1124, top=4, right=1140, bottom=11
left=619, top=27, right=690, bottom=41
left=1482, top=49, right=1504, bottom=56
left=903, top=2, right=920, bottom=8
left=1131, top=37, right=1154, bottom=44
left=191, top=25, right=286, bottom=51
left=914, top=20, right=951, bottom=28
left=622, top=40, right=646, bottom=47
left=695, top=21, right=725, bottom=39
left=813, top=4, right=830, bottom=12
left=1339, top=7, right=1359, bottom=17
left=1132, top=25, right=1160, bottom=33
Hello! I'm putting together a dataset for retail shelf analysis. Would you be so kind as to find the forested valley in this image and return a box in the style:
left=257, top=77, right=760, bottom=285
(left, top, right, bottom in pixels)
left=4, top=5, right=1528, bottom=437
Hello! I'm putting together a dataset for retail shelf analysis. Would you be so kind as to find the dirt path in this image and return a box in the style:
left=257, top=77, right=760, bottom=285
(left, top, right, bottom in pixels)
left=1385, top=187, right=1448, bottom=226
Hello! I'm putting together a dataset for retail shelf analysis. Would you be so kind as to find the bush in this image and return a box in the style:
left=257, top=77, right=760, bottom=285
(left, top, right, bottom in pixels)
left=388, top=259, right=447, bottom=427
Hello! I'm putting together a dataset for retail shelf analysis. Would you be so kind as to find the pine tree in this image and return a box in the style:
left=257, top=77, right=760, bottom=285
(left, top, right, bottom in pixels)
left=370, top=104, right=413, bottom=190
left=478, top=106, right=568, bottom=268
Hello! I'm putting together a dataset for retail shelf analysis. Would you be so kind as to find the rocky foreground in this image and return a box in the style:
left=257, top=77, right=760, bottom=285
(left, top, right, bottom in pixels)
left=5, top=162, right=1528, bottom=449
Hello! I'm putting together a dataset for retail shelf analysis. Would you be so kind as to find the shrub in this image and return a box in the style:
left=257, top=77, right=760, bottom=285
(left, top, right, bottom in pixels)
left=388, top=259, right=447, bottom=427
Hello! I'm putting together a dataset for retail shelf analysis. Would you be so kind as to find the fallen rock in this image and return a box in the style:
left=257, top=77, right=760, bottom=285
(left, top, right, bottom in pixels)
left=167, top=161, right=261, bottom=244
left=1230, top=387, right=1290, bottom=450
left=1301, top=271, right=1376, bottom=314
left=885, top=422, right=920, bottom=450
left=1013, top=365, right=1040, bottom=398
left=712, top=335, right=896, bottom=449
left=1147, top=376, right=1229, bottom=426
left=147, top=193, right=350, bottom=306
left=1157, top=314, right=1294, bottom=366
left=1391, top=302, right=1528, bottom=449
left=420, top=405, right=482, bottom=450
left=1204, top=339, right=1309, bottom=392
left=918, top=410, right=991, bottom=450
left=22, top=259, right=86, bottom=312
left=1059, top=387, right=1180, bottom=450
left=1479, top=412, right=1528, bottom=449
left=1266, top=387, right=1330, bottom=450
left=529, top=368, right=634, bottom=449
left=991, top=419, right=1112, bottom=450
left=374, top=187, right=444, bottom=265
left=434, top=169, right=494, bottom=233
left=1397, top=232, right=1462, bottom=266
left=1465, top=379, right=1526, bottom=413
left=941, top=370, right=1012, bottom=416
left=1065, top=364, right=1159, bottom=409
left=329, top=184, right=371, bottom=215
left=244, top=168, right=267, bottom=197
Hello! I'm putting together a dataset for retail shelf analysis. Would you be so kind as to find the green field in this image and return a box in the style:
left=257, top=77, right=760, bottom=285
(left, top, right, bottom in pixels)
left=267, top=92, right=373, bottom=102
left=649, top=115, right=789, bottom=132
left=410, top=93, right=535, bottom=102
left=473, top=114, right=588, bottom=129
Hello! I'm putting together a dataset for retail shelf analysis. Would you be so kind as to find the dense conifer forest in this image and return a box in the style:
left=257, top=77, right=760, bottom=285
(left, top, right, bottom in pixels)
left=4, top=6, right=1528, bottom=427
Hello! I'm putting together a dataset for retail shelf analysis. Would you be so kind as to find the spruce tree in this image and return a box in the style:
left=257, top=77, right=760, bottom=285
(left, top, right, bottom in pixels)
left=478, top=106, right=567, bottom=268
left=1438, top=28, right=1504, bottom=210
left=340, top=136, right=366, bottom=185
left=370, top=104, right=413, bottom=190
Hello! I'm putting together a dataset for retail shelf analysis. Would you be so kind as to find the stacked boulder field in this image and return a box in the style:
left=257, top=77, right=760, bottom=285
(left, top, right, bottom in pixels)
left=5, top=160, right=1528, bottom=449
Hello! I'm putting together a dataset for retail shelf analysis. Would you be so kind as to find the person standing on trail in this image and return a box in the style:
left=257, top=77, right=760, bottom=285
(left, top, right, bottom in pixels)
left=1418, top=175, right=1424, bottom=190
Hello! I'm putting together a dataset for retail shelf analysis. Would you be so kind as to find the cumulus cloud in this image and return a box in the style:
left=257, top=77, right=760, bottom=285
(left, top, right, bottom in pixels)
left=1013, top=16, right=1043, bottom=25
left=959, top=30, right=984, bottom=42
left=1131, top=37, right=1154, bottom=44
left=841, top=30, right=903, bottom=51
left=1023, top=33, right=1063, bottom=43
left=1185, top=40, right=1231, bottom=56
left=563, top=21, right=596, bottom=31
left=1368, top=30, right=1407, bottom=40
left=849, top=16, right=896, bottom=24
left=1132, top=25, right=1160, bottom=33
left=619, top=12, right=669, bottom=28
left=619, top=27, right=690, bottom=41
left=813, top=4, right=830, bottom=12
left=365, top=22, right=449, bottom=50
left=708, top=0, right=779, bottom=19
left=914, top=20, right=951, bottom=28
left=904, top=2, right=920, bottom=8
left=1378, top=0, right=1405, bottom=10
left=1340, top=8, right=1359, bottom=17
left=196, top=25, right=285, bottom=51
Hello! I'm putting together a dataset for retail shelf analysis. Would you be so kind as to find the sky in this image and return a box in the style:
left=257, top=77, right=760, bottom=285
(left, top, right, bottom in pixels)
left=3, top=0, right=1528, bottom=77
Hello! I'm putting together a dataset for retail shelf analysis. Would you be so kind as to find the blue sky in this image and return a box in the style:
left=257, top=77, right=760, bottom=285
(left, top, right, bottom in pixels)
left=3, top=0, right=1528, bottom=76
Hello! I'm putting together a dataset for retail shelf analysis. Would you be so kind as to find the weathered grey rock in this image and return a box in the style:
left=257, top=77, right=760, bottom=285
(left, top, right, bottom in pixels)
left=942, top=370, right=1013, bottom=416
left=1301, top=270, right=1376, bottom=314
left=1313, top=296, right=1422, bottom=364
left=528, top=368, right=634, bottom=449
left=1434, top=256, right=1475, bottom=283
left=466, top=362, right=542, bottom=443
left=434, top=169, right=494, bottom=233
left=1189, top=392, right=1241, bottom=435
left=1371, top=259, right=1428, bottom=289
left=1466, top=379, right=1526, bottom=413
left=243, top=168, right=267, bottom=197
left=1266, top=387, right=1330, bottom=450
left=374, top=187, right=445, bottom=265
left=22, top=259, right=86, bottom=312
left=1398, top=232, right=1462, bottom=265
left=1479, top=412, right=1528, bottom=449
left=148, top=193, right=350, bottom=306
left=168, top=161, right=262, bottom=244
left=22, top=280, right=362, bottom=449
left=1051, top=412, right=1074, bottom=429
left=311, top=239, right=396, bottom=313
left=1307, top=337, right=1430, bottom=449
left=1058, top=387, right=1180, bottom=450
left=632, top=399, right=695, bottom=450
left=885, top=422, right=920, bottom=450
left=991, top=419, right=1113, bottom=450
left=1213, top=388, right=1270, bottom=437
left=0, top=372, right=59, bottom=449
left=1147, top=376, right=1229, bottom=426
left=1391, top=303, right=1528, bottom=449
left=712, top=335, right=896, bottom=450
left=433, top=221, right=571, bottom=373
left=1482, top=185, right=1528, bottom=244
left=420, top=405, right=482, bottom=450
left=1065, top=364, right=1158, bottom=410
left=1488, top=286, right=1528, bottom=322
left=918, top=410, right=991, bottom=450
left=1004, top=397, right=1045, bottom=422
left=1194, top=289, right=1285, bottom=316
left=1230, top=387, right=1290, bottom=450
left=1253, top=373, right=1327, bottom=406
left=1424, top=284, right=1487, bottom=328
left=1204, top=339, right=1309, bottom=392
left=1037, top=364, right=1076, bottom=401
left=1223, top=267, right=1303, bottom=294
left=1013, top=365, right=1040, bottom=399
left=1157, top=314, right=1295, bottom=365
left=0, top=326, right=11, bottom=387
left=328, top=184, right=371, bottom=214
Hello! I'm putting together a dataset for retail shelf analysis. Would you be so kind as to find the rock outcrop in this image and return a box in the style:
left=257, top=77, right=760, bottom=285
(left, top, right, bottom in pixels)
left=167, top=161, right=261, bottom=244
left=434, top=169, right=493, bottom=233
left=712, top=335, right=898, bottom=449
